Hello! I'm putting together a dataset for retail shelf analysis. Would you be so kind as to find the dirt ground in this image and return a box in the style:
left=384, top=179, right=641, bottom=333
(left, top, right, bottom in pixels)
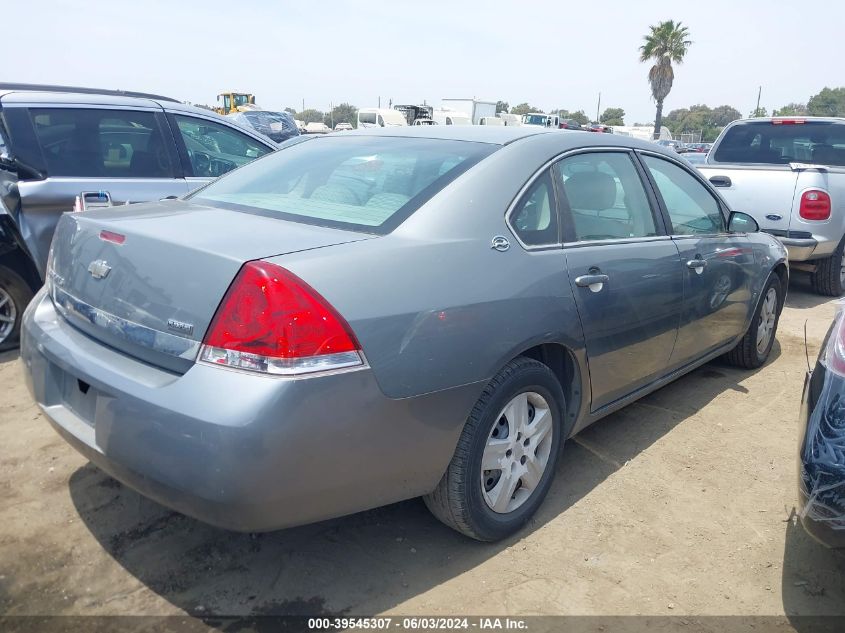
left=2, top=274, right=845, bottom=624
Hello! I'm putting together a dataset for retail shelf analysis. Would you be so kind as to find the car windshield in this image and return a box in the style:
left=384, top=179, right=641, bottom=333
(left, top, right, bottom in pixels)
left=191, top=136, right=496, bottom=234
left=524, top=115, right=547, bottom=125
left=712, top=121, right=845, bottom=165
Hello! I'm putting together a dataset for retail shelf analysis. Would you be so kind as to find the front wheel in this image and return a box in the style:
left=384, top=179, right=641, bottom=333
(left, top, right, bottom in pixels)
left=424, top=357, right=564, bottom=541
left=724, top=274, right=782, bottom=369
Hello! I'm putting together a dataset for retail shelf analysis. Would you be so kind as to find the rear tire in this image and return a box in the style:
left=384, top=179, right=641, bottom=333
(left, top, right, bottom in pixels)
left=424, top=357, right=563, bottom=541
left=810, top=238, right=845, bottom=297
left=0, top=266, right=34, bottom=351
left=724, top=274, right=782, bottom=369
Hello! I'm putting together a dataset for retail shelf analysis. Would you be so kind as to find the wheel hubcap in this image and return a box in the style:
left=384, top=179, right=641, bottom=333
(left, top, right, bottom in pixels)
left=481, top=392, right=554, bottom=514
left=756, top=287, right=777, bottom=355
left=0, top=287, right=16, bottom=344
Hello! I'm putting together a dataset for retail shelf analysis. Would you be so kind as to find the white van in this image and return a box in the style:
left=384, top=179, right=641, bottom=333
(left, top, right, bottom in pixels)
left=432, top=109, right=472, bottom=126
left=357, top=108, right=408, bottom=128
left=478, top=116, right=504, bottom=126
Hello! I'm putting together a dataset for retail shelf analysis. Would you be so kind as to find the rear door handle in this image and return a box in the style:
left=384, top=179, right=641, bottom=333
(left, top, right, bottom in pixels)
left=686, top=259, right=707, bottom=273
left=709, top=175, right=732, bottom=187
left=575, top=274, right=610, bottom=290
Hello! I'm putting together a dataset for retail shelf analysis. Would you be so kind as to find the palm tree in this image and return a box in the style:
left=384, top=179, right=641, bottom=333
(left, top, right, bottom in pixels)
left=639, top=20, right=692, bottom=139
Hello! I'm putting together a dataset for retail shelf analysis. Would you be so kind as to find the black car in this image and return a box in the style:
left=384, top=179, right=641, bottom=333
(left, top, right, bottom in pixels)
left=798, top=309, right=845, bottom=547
left=559, top=119, right=583, bottom=130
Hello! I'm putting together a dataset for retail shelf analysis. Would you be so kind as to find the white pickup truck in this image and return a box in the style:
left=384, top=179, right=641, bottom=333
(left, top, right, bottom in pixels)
left=698, top=117, right=845, bottom=295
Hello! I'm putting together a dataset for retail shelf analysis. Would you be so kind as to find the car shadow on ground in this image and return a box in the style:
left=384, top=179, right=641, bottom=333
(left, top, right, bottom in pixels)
left=781, top=508, right=845, bottom=630
left=0, top=349, right=20, bottom=365
left=786, top=274, right=840, bottom=311
left=67, top=352, right=777, bottom=618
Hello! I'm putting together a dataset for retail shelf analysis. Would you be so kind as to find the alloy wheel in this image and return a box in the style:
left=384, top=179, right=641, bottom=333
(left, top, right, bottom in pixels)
left=481, top=391, right=554, bottom=514
left=0, top=287, right=16, bottom=345
left=756, top=287, right=778, bottom=355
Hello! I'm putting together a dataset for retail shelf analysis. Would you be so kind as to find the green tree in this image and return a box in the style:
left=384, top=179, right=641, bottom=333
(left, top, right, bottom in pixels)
left=569, top=110, right=590, bottom=125
left=600, top=107, right=625, bottom=126
left=324, top=103, right=358, bottom=129
left=639, top=20, right=692, bottom=139
left=710, top=105, right=742, bottom=126
left=283, top=107, right=297, bottom=116
left=808, top=87, right=845, bottom=117
left=495, top=100, right=510, bottom=114
left=772, top=103, right=807, bottom=117
left=511, top=103, right=541, bottom=116
left=749, top=107, right=768, bottom=118
left=297, top=109, right=325, bottom=124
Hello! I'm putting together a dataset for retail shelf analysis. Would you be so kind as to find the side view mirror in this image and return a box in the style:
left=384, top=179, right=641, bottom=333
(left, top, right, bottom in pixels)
left=728, top=211, right=759, bottom=233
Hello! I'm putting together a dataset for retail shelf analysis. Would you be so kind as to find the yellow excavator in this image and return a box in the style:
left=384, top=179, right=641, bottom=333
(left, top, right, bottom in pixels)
left=215, top=92, right=256, bottom=115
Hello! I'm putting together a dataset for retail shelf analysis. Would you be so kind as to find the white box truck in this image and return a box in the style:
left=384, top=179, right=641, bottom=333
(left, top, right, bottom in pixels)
left=440, top=98, right=497, bottom=125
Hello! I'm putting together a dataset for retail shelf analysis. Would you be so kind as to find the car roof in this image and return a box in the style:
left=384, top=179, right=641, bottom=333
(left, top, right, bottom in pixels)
left=0, top=84, right=232, bottom=123
left=336, top=125, right=667, bottom=152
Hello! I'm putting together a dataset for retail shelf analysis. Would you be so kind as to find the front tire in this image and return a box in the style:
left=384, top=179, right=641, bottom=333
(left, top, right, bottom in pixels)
left=424, top=357, right=564, bottom=541
left=724, top=274, right=782, bottom=369
left=811, top=238, right=845, bottom=297
left=0, top=266, right=33, bottom=351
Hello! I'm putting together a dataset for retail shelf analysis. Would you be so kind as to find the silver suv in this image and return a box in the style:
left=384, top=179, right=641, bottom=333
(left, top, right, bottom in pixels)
left=0, top=84, right=277, bottom=349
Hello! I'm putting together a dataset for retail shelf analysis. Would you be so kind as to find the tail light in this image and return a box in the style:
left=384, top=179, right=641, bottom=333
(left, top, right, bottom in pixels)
left=799, top=190, right=832, bottom=221
left=200, top=261, right=363, bottom=376
left=772, top=119, right=805, bottom=125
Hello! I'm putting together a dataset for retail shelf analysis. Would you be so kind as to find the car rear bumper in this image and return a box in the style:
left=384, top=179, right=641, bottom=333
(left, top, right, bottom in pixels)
left=780, top=237, right=818, bottom=261
left=21, top=288, right=478, bottom=532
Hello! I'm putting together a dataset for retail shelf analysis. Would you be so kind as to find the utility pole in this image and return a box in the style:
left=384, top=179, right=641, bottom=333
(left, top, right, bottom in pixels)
left=755, top=86, right=762, bottom=117
left=378, top=96, right=381, bottom=108
left=596, top=92, right=601, bottom=123
left=302, top=98, right=305, bottom=113
left=330, top=101, right=334, bottom=129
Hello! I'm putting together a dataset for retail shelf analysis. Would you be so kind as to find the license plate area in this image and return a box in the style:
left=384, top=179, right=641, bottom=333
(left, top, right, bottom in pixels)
left=57, top=368, right=99, bottom=427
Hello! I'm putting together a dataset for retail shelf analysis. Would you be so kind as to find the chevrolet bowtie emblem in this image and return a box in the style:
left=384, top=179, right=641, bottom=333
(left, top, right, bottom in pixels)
left=87, top=260, right=112, bottom=280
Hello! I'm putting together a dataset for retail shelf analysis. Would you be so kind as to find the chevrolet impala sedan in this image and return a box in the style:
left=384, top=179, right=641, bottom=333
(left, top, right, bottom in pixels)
left=21, top=127, right=788, bottom=541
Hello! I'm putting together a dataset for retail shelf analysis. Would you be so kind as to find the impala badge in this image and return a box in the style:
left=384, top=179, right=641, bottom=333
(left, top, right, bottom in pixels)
left=87, top=260, right=111, bottom=280
left=167, top=318, right=194, bottom=336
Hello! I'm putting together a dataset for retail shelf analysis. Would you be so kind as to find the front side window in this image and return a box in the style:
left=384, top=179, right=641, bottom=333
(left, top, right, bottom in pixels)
left=555, top=152, right=658, bottom=242
left=509, top=171, right=557, bottom=247
left=642, top=155, right=726, bottom=235
left=29, top=108, right=175, bottom=178
left=192, top=136, right=495, bottom=234
left=174, top=115, right=271, bottom=178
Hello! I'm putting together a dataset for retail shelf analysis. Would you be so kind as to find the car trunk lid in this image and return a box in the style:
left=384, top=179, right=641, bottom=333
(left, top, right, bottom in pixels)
left=48, top=199, right=373, bottom=372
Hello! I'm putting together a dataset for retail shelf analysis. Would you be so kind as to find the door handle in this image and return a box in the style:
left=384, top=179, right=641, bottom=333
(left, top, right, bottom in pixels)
left=575, top=274, right=610, bottom=291
left=709, top=175, right=732, bottom=188
left=686, top=259, right=707, bottom=273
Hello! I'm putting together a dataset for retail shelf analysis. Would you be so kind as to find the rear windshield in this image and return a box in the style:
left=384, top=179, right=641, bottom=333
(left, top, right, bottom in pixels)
left=712, top=121, right=845, bottom=166
left=191, top=136, right=496, bottom=234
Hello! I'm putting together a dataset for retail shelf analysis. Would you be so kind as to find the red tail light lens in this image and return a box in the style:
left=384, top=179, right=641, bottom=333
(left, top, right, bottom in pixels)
left=772, top=119, right=806, bottom=125
left=200, top=261, right=362, bottom=375
left=799, top=190, right=832, bottom=221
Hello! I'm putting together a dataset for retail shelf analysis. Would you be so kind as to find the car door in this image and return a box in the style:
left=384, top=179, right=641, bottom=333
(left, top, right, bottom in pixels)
left=5, top=104, right=188, bottom=278
left=167, top=112, right=274, bottom=194
left=639, top=152, right=754, bottom=367
left=554, top=150, right=683, bottom=411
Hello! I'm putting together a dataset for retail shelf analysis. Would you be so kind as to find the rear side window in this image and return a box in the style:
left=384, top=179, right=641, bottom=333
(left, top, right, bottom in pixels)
left=713, top=121, right=845, bottom=166
left=359, top=112, right=376, bottom=125
left=173, top=115, right=271, bottom=178
left=509, top=171, right=557, bottom=246
left=29, top=108, right=175, bottom=178
left=191, top=136, right=495, bottom=234
left=556, top=152, right=658, bottom=241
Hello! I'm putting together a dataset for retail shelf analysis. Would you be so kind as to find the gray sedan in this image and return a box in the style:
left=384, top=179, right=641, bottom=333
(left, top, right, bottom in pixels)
left=21, top=127, right=788, bottom=541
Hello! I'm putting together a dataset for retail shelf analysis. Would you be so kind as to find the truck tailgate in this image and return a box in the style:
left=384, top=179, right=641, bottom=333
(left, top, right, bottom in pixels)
left=697, top=165, right=799, bottom=234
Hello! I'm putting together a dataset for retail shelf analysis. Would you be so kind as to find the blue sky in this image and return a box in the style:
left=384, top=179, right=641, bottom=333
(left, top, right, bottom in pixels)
left=8, top=0, right=844, bottom=123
